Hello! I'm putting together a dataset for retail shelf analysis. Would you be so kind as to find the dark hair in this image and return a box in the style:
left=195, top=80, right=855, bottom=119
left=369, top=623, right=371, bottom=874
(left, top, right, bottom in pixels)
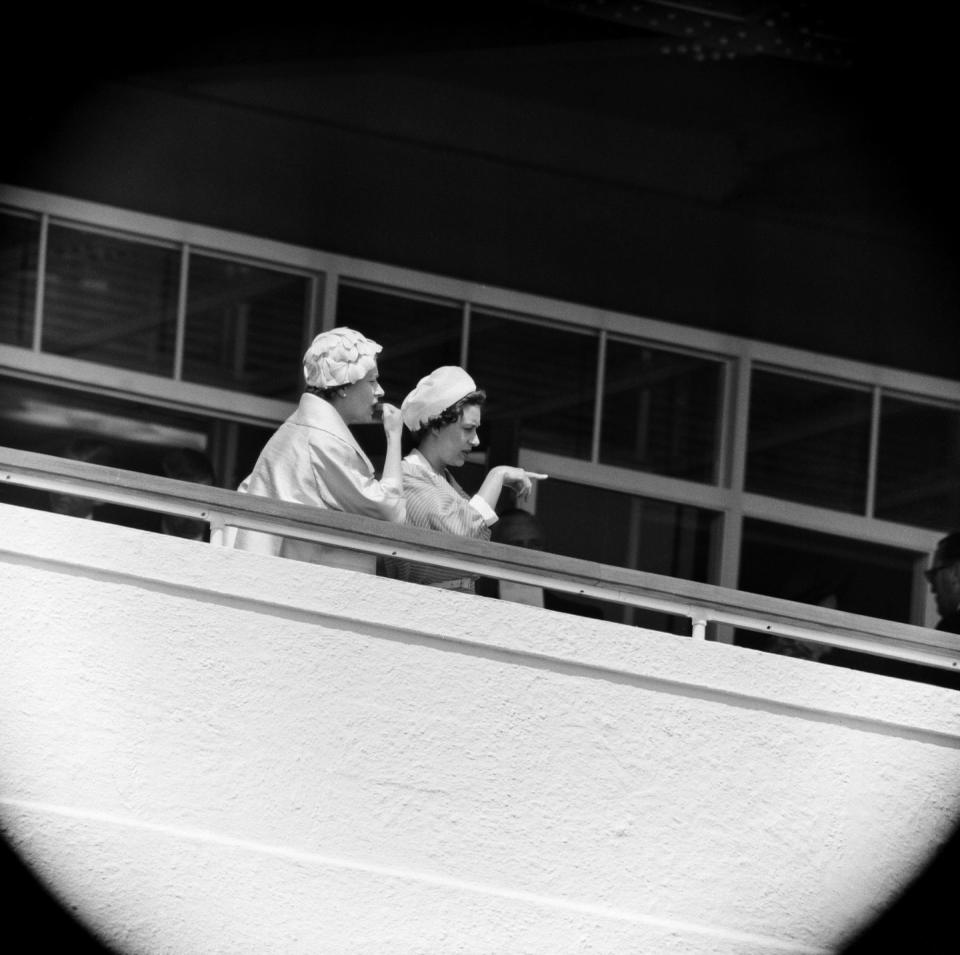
left=935, top=531, right=960, bottom=566
left=306, top=384, right=342, bottom=401
left=410, top=390, right=486, bottom=441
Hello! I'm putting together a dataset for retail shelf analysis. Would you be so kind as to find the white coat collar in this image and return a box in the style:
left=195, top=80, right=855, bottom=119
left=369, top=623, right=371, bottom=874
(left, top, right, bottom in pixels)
left=294, top=392, right=374, bottom=471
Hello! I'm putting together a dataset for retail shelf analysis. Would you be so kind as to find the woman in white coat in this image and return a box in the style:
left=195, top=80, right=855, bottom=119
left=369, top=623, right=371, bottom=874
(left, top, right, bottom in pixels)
left=232, top=327, right=405, bottom=574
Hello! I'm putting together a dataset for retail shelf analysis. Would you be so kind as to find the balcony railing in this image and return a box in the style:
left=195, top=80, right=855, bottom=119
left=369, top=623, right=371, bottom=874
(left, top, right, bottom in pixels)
left=2, top=444, right=958, bottom=674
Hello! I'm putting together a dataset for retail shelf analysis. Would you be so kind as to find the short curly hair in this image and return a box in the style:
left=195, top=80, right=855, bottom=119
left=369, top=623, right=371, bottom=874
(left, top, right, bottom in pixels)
left=410, top=390, right=486, bottom=441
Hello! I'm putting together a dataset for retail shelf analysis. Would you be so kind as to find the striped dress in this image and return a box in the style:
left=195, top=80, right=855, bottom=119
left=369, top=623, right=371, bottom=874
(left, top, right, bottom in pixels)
left=383, top=449, right=496, bottom=591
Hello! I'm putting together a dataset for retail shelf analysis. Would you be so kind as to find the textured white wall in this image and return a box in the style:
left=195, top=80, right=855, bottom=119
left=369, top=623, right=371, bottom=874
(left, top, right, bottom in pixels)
left=1, top=502, right=959, bottom=954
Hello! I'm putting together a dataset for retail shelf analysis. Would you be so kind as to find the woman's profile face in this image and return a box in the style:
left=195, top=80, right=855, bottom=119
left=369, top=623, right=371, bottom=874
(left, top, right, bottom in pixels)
left=432, top=404, right=481, bottom=468
left=336, top=366, right=384, bottom=425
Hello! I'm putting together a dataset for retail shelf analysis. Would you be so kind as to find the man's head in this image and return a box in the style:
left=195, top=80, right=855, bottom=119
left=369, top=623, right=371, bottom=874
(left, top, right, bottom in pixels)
left=161, top=449, right=216, bottom=539
left=49, top=438, right=116, bottom=517
left=926, top=531, right=960, bottom=618
left=492, top=508, right=545, bottom=550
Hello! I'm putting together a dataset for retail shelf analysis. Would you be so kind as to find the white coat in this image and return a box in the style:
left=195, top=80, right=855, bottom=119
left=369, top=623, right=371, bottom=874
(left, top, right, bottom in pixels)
left=231, top=392, right=405, bottom=574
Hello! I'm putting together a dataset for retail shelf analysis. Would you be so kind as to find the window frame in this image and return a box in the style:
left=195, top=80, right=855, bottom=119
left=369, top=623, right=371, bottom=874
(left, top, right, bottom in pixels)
left=2, top=182, right=956, bottom=628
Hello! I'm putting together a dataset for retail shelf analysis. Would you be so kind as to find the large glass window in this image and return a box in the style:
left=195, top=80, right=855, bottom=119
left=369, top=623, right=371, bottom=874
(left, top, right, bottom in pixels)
left=875, top=395, right=960, bottom=531
left=533, top=477, right=717, bottom=633
left=7, top=193, right=960, bottom=650
left=0, top=210, right=39, bottom=347
left=182, top=253, right=310, bottom=399
left=42, top=224, right=180, bottom=376
left=735, top=518, right=945, bottom=685
left=746, top=369, right=872, bottom=512
left=600, top=339, right=723, bottom=482
left=468, top=312, right=597, bottom=462
left=738, top=518, right=915, bottom=626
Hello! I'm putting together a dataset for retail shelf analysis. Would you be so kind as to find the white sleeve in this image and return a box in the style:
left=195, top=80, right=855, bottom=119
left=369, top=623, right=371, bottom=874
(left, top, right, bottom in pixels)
left=468, top=494, right=499, bottom=527
left=311, top=436, right=406, bottom=523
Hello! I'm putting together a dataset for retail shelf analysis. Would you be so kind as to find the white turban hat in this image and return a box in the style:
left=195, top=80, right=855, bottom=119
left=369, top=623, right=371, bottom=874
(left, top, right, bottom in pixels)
left=303, top=327, right=382, bottom=389
left=401, top=366, right=478, bottom=432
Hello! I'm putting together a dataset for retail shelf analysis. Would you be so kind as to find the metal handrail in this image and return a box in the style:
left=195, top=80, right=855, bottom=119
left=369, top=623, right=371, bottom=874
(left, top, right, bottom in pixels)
left=2, top=445, right=958, bottom=673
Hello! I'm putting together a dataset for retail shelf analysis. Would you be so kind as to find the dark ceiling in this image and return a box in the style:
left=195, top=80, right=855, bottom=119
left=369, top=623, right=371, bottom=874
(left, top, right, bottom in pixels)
left=5, top=1, right=956, bottom=245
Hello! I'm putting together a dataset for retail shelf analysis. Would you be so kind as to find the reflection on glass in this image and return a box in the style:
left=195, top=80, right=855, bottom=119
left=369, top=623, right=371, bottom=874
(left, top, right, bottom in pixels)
left=42, top=224, right=180, bottom=375
left=733, top=518, right=942, bottom=684
left=600, top=339, right=722, bottom=482
left=746, top=369, right=871, bottom=513
left=183, top=254, right=308, bottom=399
left=738, top=518, right=914, bottom=624
left=0, top=211, right=39, bottom=347
left=231, top=420, right=282, bottom=490
left=468, top=312, right=597, bottom=461
left=875, top=396, right=960, bottom=531
left=335, top=282, right=462, bottom=408
left=0, top=376, right=212, bottom=532
left=534, top=477, right=716, bottom=633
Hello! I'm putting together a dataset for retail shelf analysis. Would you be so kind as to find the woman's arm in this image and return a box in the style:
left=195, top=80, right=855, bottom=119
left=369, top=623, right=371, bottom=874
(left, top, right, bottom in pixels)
left=474, top=466, right=548, bottom=512
left=379, top=403, right=404, bottom=490
left=310, top=429, right=406, bottom=523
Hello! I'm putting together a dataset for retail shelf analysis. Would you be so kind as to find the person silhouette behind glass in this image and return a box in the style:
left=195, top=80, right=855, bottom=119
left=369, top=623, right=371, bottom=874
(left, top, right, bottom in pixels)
left=823, top=533, right=960, bottom=690
left=925, top=530, right=960, bottom=634
left=160, top=448, right=217, bottom=540
left=476, top=506, right=604, bottom=618
left=48, top=437, right=117, bottom=519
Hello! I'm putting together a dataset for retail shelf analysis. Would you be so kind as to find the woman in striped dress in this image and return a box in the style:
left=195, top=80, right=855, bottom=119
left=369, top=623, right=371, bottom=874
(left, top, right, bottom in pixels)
left=387, top=366, right=545, bottom=592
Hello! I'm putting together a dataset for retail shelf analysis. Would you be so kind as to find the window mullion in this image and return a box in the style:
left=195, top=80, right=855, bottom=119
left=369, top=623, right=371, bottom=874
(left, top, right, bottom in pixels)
left=865, top=385, right=881, bottom=518
left=460, top=301, right=471, bottom=369
left=321, top=268, right=339, bottom=332
left=591, top=329, right=607, bottom=464
left=172, top=244, right=190, bottom=381
left=31, top=213, right=49, bottom=353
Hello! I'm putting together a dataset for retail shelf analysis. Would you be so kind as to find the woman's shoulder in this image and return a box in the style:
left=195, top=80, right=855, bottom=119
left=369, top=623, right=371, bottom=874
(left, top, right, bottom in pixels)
left=401, top=450, right=436, bottom=479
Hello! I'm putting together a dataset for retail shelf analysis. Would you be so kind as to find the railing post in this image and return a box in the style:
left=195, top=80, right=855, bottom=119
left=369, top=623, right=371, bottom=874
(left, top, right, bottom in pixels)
left=208, top=513, right=227, bottom=547
left=692, top=618, right=708, bottom=641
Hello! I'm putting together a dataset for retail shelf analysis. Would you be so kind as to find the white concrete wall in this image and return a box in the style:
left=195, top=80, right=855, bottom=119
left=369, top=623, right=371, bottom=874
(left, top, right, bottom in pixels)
left=1, top=501, right=959, bottom=955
